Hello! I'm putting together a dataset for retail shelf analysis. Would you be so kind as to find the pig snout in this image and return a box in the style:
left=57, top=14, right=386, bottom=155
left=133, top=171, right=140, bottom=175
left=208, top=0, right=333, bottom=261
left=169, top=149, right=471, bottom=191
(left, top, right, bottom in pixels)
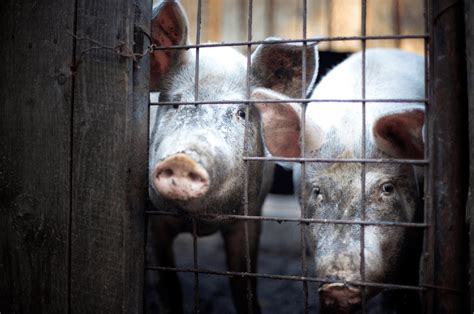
left=153, top=153, right=210, bottom=201
left=319, top=283, right=362, bottom=314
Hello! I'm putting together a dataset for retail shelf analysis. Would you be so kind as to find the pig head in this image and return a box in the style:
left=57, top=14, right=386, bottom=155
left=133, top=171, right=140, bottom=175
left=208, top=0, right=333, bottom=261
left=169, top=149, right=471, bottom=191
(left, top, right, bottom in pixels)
left=149, top=1, right=318, bottom=215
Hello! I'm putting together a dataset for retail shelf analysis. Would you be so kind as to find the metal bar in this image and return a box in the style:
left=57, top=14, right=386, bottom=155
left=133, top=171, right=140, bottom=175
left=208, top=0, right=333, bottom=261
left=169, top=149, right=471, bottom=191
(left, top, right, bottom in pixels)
left=299, top=0, right=309, bottom=312
left=150, top=34, right=429, bottom=50
left=146, top=266, right=427, bottom=292
left=192, top=1, right=202, bottom=312
left=243, top=0, right=254, bottom=312
left=150, top=98, right=429, bottom=106
left=360, top=1, right=368, bottom=312
left=147, top=266, right=464, bottom=294
left=145, top=211, right=429, bottom=228
left=243, top=156, right=429, bottom=164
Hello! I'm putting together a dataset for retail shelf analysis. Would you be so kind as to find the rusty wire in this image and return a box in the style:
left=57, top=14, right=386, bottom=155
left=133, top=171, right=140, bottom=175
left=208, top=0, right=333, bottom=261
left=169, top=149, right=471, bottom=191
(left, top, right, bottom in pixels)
left=243, top=0, right=254, bottom=312
left=243, top=156, right=429, bottom=165
left=147, top=266, right=426, bottom=291
left=360, top=0, right=368, bottom=312
left=148, top=34, right=427, bottom=51
left=146, top=210, right=428, bottom=229
left=192, top=1, right=203, bottom=312
left=299, top=0, right=309, bottom=312
left=150, top=98, right=428, bottom=106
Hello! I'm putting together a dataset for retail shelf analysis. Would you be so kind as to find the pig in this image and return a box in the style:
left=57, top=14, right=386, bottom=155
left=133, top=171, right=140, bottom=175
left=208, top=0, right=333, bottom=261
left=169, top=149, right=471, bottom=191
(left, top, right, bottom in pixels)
left=254, top=48, right=425, bottom=313
left=146, top=1, right=319, bottom=313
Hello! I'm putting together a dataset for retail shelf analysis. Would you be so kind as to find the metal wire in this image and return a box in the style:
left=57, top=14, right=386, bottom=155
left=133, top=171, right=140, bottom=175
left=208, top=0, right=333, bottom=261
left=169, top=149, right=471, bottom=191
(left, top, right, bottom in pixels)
left=243, top=0, right=254, bottom=312
left=147, top=266, right=426, bottom=292
left=150, top=34, right=428, bottom=51
left=192, top=1, right=203, bottom=312
left=360, top=1, right=368, bottom=312
left=299, top=1, right=309, bottom=312
left=150, top=98, right=429, bottom=107
left=146, top=210, right=429, bottom=228
left=243, top=156, right=429, bottom=164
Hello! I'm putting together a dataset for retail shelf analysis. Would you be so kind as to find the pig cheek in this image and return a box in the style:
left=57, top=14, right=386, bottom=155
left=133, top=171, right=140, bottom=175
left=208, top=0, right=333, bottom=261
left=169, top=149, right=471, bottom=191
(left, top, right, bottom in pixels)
left=376, top=192, right=411, bottom=223
left=365, top=199, right=407, bottom=278
left=364, top=227, right=390, bottom=281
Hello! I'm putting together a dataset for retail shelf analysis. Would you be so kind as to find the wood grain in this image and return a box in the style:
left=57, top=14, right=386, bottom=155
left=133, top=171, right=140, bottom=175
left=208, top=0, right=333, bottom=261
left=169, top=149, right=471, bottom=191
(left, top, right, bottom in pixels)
left=0, top=0, right=75, bottom=312
left=69, top=0, right=148, bottom=312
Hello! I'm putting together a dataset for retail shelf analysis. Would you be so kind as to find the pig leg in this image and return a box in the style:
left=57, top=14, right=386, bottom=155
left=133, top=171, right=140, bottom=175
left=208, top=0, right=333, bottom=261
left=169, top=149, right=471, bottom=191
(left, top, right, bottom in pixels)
left=146, top=216, right=183, bottom=314
left=222, top=219, right=262, bottom=314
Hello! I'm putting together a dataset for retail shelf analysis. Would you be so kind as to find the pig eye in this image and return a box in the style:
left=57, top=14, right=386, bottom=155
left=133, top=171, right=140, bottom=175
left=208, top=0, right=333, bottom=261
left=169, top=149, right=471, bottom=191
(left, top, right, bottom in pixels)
left=172, top=94, right=182, bottom=109
left=381, top=182, right=395, bottom=194
left=237, top=108, right=246, bottom=119
left=313, top=186, right=321, bottom=195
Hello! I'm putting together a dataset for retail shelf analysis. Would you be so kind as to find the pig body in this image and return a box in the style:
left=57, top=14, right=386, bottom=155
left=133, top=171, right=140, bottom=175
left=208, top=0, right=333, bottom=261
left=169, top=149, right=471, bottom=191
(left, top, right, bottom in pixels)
left=147, top=2, right=319, bottom=313
left=255, top=48, right=425, bottom=313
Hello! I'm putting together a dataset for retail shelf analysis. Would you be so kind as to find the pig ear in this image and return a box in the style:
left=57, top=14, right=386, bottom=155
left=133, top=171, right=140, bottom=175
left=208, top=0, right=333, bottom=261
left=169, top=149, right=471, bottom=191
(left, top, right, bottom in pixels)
left=150, top=0, right=189, bottom=91
left=372, top=109, right=425, bottom=159
left=251, top=38, right=319, bottom=99
left=252, top=88, right=323, bottom=158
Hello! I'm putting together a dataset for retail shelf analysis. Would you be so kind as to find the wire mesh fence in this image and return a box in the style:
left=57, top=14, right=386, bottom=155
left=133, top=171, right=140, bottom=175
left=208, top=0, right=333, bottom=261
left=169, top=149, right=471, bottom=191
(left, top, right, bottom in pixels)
left=145, top=0, right=465, bottom=313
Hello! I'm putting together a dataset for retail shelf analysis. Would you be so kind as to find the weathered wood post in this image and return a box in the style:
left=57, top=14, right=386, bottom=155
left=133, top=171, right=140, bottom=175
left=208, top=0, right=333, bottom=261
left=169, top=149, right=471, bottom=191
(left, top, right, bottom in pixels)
left=0, top=0, right=150, bottom=312
left=423, top=0, right=469, bottom=312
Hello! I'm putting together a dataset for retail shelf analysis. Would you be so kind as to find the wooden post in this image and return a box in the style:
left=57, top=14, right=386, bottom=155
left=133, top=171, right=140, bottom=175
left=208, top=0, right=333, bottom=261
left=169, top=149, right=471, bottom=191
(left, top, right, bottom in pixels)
left=0, top=1, right=75, bottom=312
left=425, top=0, right=469, bottom=312
left=465, top=0, right=474, bottom=312
left=69, top=0, right=148, bottom=312
left=0, top=0, right=149, bottom=312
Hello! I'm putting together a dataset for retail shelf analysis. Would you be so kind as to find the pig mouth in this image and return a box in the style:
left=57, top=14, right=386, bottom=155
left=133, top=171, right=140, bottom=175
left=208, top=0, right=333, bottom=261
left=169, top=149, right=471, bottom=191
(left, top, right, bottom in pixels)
left=319, top=283, right=362, bottom=314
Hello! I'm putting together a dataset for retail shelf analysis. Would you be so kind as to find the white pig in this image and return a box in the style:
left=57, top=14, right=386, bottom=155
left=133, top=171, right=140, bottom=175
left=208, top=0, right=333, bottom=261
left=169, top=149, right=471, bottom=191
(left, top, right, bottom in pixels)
left=255, top=48, right=425, bottom=313
left=147, top=1, right=319, bottom=313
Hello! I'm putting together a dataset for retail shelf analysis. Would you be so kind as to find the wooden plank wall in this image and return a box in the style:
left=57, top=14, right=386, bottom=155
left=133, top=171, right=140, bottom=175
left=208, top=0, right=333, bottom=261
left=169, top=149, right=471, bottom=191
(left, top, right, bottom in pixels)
left=0, top=0, right=149, bottom=312
left=154, top=0, right=425, bottom=54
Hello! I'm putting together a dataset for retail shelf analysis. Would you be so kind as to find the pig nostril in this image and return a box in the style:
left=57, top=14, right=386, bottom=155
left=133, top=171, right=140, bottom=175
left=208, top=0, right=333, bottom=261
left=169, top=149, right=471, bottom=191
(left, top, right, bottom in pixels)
left=188, top=172, right=202, bottom=182
left=161, top=169, right=174, bottom=178
left=327, top=275, right=341, bottom=282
